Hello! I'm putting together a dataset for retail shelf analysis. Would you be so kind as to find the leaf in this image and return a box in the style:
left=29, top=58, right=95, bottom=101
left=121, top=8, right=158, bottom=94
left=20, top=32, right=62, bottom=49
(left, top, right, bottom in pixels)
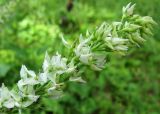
left=0, top=63, right=11, bottom=77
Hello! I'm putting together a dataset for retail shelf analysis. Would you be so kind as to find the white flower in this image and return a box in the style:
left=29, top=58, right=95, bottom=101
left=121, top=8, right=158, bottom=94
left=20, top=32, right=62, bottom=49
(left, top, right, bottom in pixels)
left=47, top=72, right=57, bottom=84
left=38, top=72, right=49, bottom=84
left=3, top=98, right=15, bottom=108
left=18, top=85, right=39, bottom=108
left=0, top=81, right=39, bottom=109
left=0, top=84, right=17, bottom=108
left=51, top=52, right=68, bottom=74
left=112, top=38, right=128, bottom=51
left=20, top=94, right=39, bottom=108
left=41, top=52, right=76, bottom=87
left=18, top=65, right=39, bottom=90
left=122, top=3, right=136, bottom=16
left=105, top=34, right=128, bottom=51
left=50, top=52, right=76, bottom=74
left=75, top=35, right=92, bottom=64
left=9, top=90, right=21, bottom=107
left=42, top=52, right=76, bottom=75
left=91, top=54, right=106, bottom=71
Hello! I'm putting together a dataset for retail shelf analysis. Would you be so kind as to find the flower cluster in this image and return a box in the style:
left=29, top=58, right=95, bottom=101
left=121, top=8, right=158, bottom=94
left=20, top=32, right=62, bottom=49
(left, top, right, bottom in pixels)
left=0, top=53, right=77, bottom=113
left=0, top=3, right=156, bottom=114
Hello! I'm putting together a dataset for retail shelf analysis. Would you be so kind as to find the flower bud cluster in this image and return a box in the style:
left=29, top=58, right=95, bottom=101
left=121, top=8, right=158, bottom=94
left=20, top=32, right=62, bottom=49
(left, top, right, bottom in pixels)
left=73, top=3, right=156, bottom=70
left=121, top=3, right=156, bottom=46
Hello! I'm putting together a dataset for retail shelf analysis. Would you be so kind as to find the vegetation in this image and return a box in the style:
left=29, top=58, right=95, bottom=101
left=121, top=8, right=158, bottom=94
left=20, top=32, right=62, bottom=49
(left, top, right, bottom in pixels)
left=0, top=0, right=160, bottom=114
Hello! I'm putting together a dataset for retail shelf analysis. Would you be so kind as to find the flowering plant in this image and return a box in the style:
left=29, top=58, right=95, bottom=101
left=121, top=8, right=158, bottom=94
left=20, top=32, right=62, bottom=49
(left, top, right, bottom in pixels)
left=0, top=3, right=156, bottom=114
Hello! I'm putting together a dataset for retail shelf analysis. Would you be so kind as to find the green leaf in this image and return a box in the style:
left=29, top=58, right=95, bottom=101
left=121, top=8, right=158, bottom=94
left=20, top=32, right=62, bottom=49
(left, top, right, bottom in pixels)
left=0, top=63, right=11, bottom=77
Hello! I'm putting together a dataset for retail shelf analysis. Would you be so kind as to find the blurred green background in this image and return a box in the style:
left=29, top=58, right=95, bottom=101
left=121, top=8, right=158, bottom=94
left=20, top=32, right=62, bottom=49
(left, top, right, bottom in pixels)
left=0, top=0, right=160, bottom=114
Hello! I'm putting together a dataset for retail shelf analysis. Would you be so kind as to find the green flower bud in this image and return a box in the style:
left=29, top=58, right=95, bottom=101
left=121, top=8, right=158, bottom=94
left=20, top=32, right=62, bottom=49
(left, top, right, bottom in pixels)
left=131, top=32, right=146, bottom=45
left=122, top=3, right=136, bottom=17
left=142, top=28, right=153, bottom=35
left=136, top=16, right=157, bottom=25
left=123, top=22, right=141, bottom=32
left=130, top=14, right=141, bottom=20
